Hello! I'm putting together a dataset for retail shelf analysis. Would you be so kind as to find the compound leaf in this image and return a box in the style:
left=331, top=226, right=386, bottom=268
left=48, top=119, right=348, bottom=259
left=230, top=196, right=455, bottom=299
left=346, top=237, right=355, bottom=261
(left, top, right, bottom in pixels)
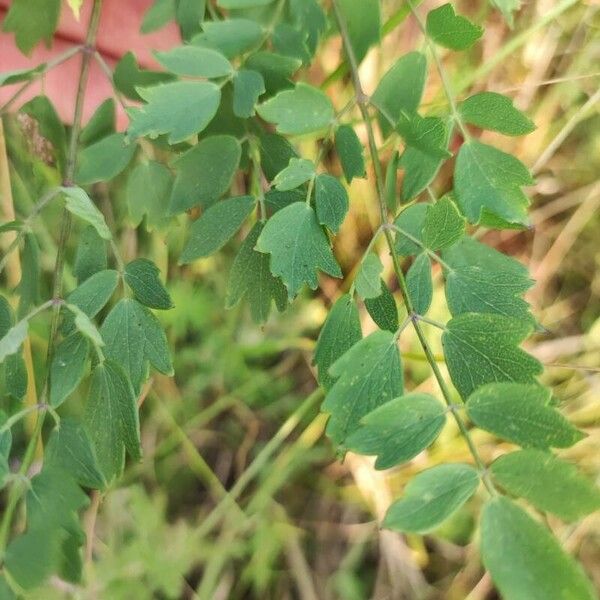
left=256, top=202, right=342, bottom=298
left=225, top=222, right=288, bottom=323
left=490, top=449, right=600, bottom=522
left=61, top=187, right=111, bottom=240
left=346, top=393, right=446, bottom=470
left=443, top=237, right=534, bottom=323
left=336, top=0, right=380, bottom=64
left=422, top=196, right=465, bottom=251
left=273, top=158, right=315, bottom=191
left=50, top=333, right=89, bottom=408
left=459, top=92, right=535, bottom=136
left=75, top=133, right=136, bottom=185
left=315, top=174, right=349, bottom=233
left=155, top=46, right=233, bottom=77
left=355, top=253, right=383, bottom=300
left=85, top=360, right=141, bottom=481
left=454, top=140, right=534, bottom=226
left=442, top=313, right=542, bottom=399
left=334, top=124, right=366, bottom=183
left=169, top=135, right=241, bottom=213
left=127, top=161, right=173, bottom=231
left=426, top=4, right=483, bottom=51
left=73, top=226, right=108, bottom=284
left=257, top=83, right=334, bottom=135
left=127, top=81, right=221, bottom=144
left=466, top=382, right=584, bottom=449
left=233, top=69, right=265, bottom=118
left=313, top=293, right=362, bottom=391
left=114, top=52, right=174, bottom=102
left=406, top=253, right=433, bottom=315
left=481, top=497, right=596, bottom=600
left=180, top=195, right=255, bottom=263
left=322, top=330, right=403, bottom=447
left=198, top=19, right=264, bottom=59
left=384, top=464, right=479, bottom=533
left=124, top=258, right=173, bottom=310
left=2, top=0, right=61, bottom=55
left=365, top=281, right=399, bottom=332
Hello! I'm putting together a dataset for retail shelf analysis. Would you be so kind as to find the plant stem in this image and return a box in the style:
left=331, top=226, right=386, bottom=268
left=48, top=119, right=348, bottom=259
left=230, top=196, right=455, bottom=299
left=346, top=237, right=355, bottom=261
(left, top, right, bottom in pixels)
left=0, top=0, right=105, bottom=561
left=332, top=0, right=495, bottom=495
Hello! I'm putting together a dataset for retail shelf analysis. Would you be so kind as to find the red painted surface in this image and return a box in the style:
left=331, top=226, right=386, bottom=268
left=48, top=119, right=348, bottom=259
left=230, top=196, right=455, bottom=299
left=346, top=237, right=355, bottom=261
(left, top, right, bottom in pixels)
left=0, top=0, right=181, bottom=128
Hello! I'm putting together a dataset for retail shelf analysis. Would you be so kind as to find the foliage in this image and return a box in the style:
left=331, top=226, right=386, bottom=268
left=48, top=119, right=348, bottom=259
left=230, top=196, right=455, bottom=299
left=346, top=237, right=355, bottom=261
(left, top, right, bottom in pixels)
left=0, top=0, right=597, bottom=598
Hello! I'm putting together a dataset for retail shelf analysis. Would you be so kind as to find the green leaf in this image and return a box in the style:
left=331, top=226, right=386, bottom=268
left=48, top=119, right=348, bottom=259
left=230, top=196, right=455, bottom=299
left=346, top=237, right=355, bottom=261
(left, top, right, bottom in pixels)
left=372, top=52, right=427, bottom=138
left=80, top=99, right=116, bottom=146
left=490, top=0, right=521, bottom=28
left=65, top=304, right=105, bottom=350
left=454, top=140, right=534, bottom=226
left=197, top=19, right=264, bottom=59
left=481, top=497, right=596, bottom=600
left=217, top=0, right=274, bottom=7
left=394, top=203, right=428, bottom=256
left=127, top=161, right=173, bottom=230
left=0, top=320, right=28, bottom=363
left=442, top=313, right=542, bottom=399
left=225, top=222, right=288, bottom=323
left=50, top=333, right=89, bottom=408
left=355, top=253, right=383, bottom=300
left=244, top=51, right=301, bottom=95
left=5, top=527, right=66, bottom=590
left=141, top=0, right=176, bottom=33
left=258, top=131, right=299, bottom=181
left=396, top=114, right=451, bottom=160
left=85, top=361, right=141, bottom=481
left=46, top=418, right=106, bottom=490
left=155, top=46, right=233, bottom=77
left=3, top=353, right=27, bottom=402
left=2, top=0, right=61, bottom=55
left=314, top=174, right=349, bottom=233
left=61, top=187, right=112, bottom=240
left=180, top=195, right=255, bottom=263
left=17, top=233, right=40, bottom=318
left=491, top=449, right=600, bottom=522
left=257, top=83, right=334, bottom=135
left=422, top=196, right=465, bottom=251
left=124, top=259, right=173, bottom=310
left=0, top=64, right=45, bottom=86
left=272, top=23, right=311, bottom=64
left=75, top=133, right=136, bottom=185
left=426, top=4, right=483, bottom=51
left=233, top=69, right=265, bottom=118
left=466, top=382, right=584, bottom=449
left=443, top=237, right=534, bottom=323
left=113, top=52, right=175, bottom=102
left=289, top=0, right=326, bottom=55
left=73, top=225, right=108, bottom=284
left=256, top=202, right=342, bottom=298
left=62, top=269, right=119, bottom=333
left=264, top=189, right=304, bottom=214
left=169, top=135, right=241, bottom=213
left=384, top=464, right=479, bottom=533
left=175, top=0, right=205, bottom=40
left=101, top=299, right=173, bottom=394
left=346, top=393, right=446, bottom=470
left=459, top=92, right=535, bottom=136
left=337, top=0, right=381, bottom=64
left=400, top=132, right=448, bottom=201
left=335, top=124, right=366, bottom=183
left=21, top=95, right=67, bottom=175
left=313, top=294, right=362, bottom=391
left=0, top=575, right=15, bottom=599
left=365, top=281, right=399, bottom=332
left=322, top=330, right=403, bottom=447
left=273, top=158, right=315, bottom=191
left=127, top=81, right=221, bottom=144
left=406, top=253, right=432, bottom=315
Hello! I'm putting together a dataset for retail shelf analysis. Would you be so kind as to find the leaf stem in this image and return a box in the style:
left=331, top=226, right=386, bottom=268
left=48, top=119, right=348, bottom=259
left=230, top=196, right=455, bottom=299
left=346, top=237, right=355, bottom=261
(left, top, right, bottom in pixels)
left=386, top=223, right=452, bottom=271
left=332, top=0, right=495, bottom=495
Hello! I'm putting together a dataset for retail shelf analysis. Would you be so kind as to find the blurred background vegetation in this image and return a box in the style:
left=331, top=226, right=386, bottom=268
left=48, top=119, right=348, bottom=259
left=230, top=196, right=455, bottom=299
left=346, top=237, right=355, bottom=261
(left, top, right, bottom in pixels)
left=1, top=0, right=599, bottom=598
